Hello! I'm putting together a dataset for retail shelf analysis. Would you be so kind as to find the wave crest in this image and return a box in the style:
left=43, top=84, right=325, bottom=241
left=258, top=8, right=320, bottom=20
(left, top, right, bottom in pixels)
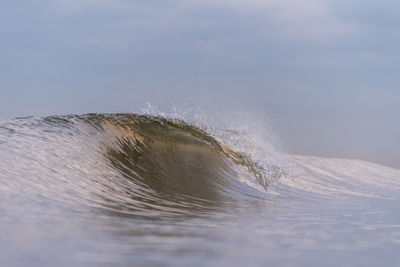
left=80, top=113, right=285, bottom=215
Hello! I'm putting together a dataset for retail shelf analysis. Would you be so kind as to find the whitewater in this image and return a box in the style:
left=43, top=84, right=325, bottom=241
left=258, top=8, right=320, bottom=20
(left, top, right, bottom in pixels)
left=1, top=113, right=399, bottom=266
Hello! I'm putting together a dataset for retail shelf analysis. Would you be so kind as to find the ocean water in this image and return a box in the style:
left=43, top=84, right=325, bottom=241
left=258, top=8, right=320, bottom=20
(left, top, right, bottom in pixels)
left=0, top=113, right=399, bottom=266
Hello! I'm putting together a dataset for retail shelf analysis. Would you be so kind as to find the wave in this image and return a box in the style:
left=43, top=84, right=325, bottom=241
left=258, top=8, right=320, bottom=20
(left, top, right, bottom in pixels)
left=0, top=113, right=285, bottom=218
left=2, top=112, right=400, bottom=266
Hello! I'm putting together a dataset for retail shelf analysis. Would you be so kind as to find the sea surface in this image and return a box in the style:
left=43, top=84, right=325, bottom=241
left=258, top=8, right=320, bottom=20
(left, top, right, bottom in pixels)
left=1, top=113, right=399, bottom=266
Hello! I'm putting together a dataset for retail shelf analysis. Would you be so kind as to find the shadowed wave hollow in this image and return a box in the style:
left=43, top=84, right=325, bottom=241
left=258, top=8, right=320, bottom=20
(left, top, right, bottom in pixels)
left=80, top=113, right=285, bottom=216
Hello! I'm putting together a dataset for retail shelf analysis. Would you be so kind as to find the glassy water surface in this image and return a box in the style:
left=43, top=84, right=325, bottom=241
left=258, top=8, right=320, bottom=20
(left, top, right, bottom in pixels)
left=1, top=114, right=399, bottom=266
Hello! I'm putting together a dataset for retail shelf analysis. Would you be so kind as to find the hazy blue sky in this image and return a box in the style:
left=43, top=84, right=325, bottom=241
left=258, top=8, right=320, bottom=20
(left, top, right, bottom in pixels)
left=1, top=0, right=399, bottom=167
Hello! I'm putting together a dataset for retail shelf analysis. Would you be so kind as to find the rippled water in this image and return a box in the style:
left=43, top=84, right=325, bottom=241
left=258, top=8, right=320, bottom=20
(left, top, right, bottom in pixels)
left=1, top=113, right=399, bottom=266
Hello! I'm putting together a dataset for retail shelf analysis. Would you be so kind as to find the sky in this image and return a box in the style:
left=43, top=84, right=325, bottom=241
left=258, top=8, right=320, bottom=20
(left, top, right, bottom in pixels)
left=1, top=0, right=399, bottom=167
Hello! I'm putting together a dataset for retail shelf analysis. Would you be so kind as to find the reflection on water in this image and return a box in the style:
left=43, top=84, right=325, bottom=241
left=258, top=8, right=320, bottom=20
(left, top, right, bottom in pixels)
left=0, top=114, right=400, bottom=266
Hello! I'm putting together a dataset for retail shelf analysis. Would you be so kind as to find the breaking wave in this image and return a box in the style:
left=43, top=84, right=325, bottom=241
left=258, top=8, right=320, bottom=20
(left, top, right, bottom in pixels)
left=1, top=111, right=400, bottom=266
left=0, top=113, right=285, bottom=219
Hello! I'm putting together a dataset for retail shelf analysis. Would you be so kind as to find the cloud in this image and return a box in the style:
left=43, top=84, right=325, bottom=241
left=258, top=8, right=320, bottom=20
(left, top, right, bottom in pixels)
left=205, top=0, right=360, bottom=42
left=45, top=0, right=360, bottom=46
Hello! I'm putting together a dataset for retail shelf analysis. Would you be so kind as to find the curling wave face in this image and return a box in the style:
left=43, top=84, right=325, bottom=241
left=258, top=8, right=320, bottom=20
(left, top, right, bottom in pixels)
left=0, top=113, right=285, bottom=219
